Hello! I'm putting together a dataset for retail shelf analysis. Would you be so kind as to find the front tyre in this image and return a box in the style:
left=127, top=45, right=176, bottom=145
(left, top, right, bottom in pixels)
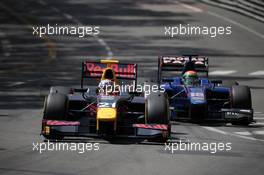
left=145, top=92, right=170, bottom=142
left=146, top=92, right=169, bottom=124
left=231, top=85, right=252, bottom=109
left=231, top=85, right=252, bottom=126
left=43, top=93, right=69, bottom=120
left=43, top=93, right=69, bottom=140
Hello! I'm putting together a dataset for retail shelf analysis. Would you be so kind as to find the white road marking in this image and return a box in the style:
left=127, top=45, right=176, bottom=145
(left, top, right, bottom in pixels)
left=207, top=11, right=264, bottom=39
left=249, top=71, right=264, bottom=76
left=234, top=131, right=251, bottom=136
left=209, top=70, right=237, bottom=75
left=179, top=3, right=203, bottom=12
left=202, top=126, right=264, bottom=142
left=235, top=130, right=264, bottom=135
left=254, top=130, right=264, bottom=135
left=202, top=126, right=227, bottom=134
left=252, top=122, right=264, bottom=126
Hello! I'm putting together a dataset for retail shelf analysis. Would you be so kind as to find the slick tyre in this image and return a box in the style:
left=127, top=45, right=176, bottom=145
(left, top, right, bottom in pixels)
left=145, top=92, right=170, bottom=142
left=146, top=92, right=169, bottom=124
left=43, top=93, right=68, bottom=120
left=43, top=93, right=68, bottom=140
left=231, top=85, right=252, bottom=126
left=231, top=85, right=252, bottom=109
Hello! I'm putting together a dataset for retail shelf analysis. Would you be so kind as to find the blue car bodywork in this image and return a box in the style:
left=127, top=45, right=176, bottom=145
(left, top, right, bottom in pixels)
left=158, top=55, right=253, bottom=124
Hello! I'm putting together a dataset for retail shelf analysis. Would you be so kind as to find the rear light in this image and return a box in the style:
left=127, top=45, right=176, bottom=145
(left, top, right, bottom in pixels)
left=43, top=126, right=50, bottom=135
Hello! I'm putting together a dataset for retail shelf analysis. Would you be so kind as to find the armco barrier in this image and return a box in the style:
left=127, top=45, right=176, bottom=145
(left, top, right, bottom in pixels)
left=201, top=0, right=264, bottom=22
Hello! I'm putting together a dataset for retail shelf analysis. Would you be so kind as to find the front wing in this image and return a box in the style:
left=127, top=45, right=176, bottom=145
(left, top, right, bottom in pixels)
left=170, top=103, right=253, bottom=122
left=220, top=108, right=253, bottom=122
left=41, top=120, right=170, bottom=140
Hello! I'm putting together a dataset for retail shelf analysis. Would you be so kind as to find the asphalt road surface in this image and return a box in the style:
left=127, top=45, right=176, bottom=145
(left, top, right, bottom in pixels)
left=0, top=0, right=264, bottom=175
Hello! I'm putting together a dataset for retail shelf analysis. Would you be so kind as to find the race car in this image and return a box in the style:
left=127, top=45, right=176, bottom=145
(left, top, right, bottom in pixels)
left=41, top=59, right=170, bottom=142
left=158, top=55, right=253, bottom=125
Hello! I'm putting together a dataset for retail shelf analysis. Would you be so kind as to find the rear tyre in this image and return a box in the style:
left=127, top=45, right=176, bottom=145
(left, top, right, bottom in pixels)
left=43, top=93, right=69, bottom=140
left=231, top=85, right=252, bottom=126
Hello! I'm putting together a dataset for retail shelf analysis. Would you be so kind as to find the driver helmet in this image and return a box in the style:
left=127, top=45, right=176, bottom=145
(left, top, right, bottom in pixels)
left=183, top=70, right=199, bottom=85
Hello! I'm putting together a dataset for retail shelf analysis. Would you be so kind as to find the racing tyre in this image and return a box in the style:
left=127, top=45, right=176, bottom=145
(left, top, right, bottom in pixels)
left=43, top=93, right=69, bottom=120
left=146, top=92, right=170, bottom=142
left=43, top=93, right=68, bottom=140
left=231, top=85, right=252, bottom=126
left=231, top=85, right=252, bottom=109
left=146, top=92, right=169, bottom=124
left=50, top=86, right=70, bottom=95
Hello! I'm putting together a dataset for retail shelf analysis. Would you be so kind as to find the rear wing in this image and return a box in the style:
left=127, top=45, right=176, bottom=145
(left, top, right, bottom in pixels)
left=81, top=60, right=137, bottom=88
left=158, top=55, right=209, bottom=84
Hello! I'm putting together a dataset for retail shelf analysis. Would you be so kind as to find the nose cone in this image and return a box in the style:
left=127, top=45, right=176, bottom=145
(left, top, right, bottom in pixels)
left=191, top=98, right=206, bottom=105
left=188, top=87, right=206, bottom=105
left=97, top=108, right=117, bottom=121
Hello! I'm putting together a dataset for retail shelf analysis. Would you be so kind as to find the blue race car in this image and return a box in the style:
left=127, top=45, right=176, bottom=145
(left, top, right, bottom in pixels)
left=158, top=55, right=253, bottom=125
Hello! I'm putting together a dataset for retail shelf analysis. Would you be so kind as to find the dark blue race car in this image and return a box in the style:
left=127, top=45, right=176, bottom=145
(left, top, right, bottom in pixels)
left=158, top=55, right=253, bottom=125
